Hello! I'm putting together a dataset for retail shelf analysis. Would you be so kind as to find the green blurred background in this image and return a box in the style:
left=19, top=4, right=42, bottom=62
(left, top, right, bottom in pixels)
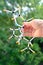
left=0, top=0, right=43, bottom=65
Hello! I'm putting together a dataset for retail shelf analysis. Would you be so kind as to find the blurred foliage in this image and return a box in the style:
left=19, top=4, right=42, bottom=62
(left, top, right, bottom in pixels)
left=0, top=0, right=43, bottom=65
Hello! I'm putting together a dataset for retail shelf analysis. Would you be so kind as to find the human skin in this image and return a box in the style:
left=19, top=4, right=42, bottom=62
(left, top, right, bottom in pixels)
left=21, top=19, right=43, bottom=37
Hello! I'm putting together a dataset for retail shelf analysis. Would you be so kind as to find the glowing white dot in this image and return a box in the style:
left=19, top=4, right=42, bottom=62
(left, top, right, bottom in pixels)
left=0, top=10, right=2, bottom=14
left=29, top=3, right=32, bottom=6
left=31, top=8, right=34, bottom=11
left=39, top=0, right=43, bottom=5
left=6, top=1, right=12, bottom=7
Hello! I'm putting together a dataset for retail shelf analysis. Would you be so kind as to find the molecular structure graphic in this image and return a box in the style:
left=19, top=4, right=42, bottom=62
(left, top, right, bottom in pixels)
left=3, top=1, right=35, bottom=53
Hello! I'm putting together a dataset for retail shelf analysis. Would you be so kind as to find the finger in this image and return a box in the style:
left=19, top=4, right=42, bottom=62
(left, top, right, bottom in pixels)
left=23, top=22, right=31, bottom=26
left=34, top=29, right=43, bottom=37
left=23, top=32, right=33, bottom=37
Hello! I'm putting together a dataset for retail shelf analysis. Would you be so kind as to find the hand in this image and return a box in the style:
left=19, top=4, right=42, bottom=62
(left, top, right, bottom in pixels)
left=21, top=19, right=43, bottom=37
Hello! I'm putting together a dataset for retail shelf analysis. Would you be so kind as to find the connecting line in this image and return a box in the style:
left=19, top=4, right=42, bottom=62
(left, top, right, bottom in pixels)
left=27, top=17, right=34, bottom=22
left=20, top=47, right=27, bottom=52
left=8, top=28, right=15, bottom=40
left=28, top=37, right=35, bottom=47
left=29, top=37, right=35, bottom=42
left=19, top=15, right=25, bottom=21
left=14, top=8, right=20, bottom=13
left=14, top=17, right=21, bottom=27
left=18, top=5, right=21, bottom=15
left=3, top=9, right=12, bottom=13
left=29, top=47, right=35, bottom=53
left=16, top=33, right=23, bottom=45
